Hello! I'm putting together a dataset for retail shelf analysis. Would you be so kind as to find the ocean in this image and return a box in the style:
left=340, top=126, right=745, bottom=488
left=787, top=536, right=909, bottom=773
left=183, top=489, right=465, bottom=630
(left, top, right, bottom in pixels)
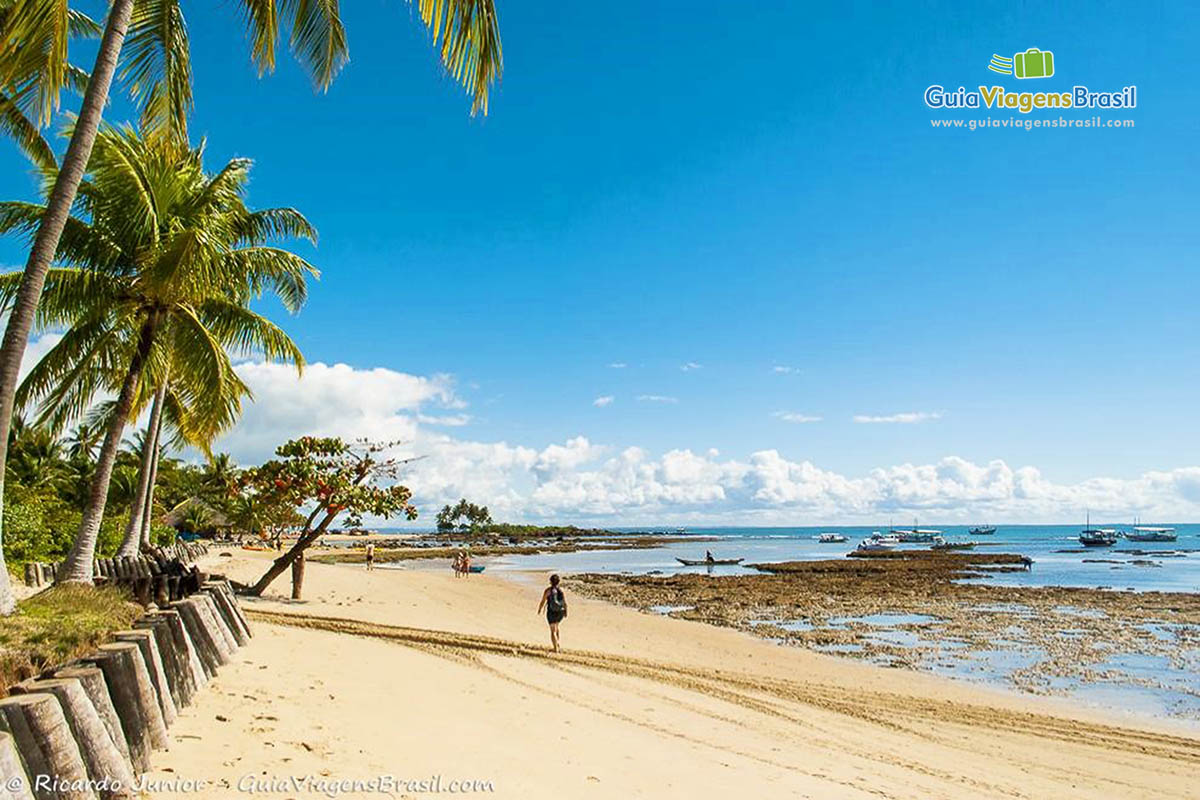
left=477, top=524, right=1200, bottom=593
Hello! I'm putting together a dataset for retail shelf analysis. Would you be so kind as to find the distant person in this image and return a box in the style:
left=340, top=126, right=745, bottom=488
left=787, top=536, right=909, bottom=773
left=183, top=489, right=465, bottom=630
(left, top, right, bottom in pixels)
left=462, top=549, right=473, bottom=577
left=537, top=574, right=568, bottom=652
left=365, top=542, right=375, bottom=571
left=705, top=550, right=714, bottom=563
left=452, top=550, right=463, bottom=577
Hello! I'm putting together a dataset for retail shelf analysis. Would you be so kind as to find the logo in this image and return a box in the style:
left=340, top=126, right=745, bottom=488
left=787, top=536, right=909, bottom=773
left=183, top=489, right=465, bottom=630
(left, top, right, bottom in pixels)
left=990, top=48, right=1055, bottom=79
left=924, top=46, right=1136, bottom=115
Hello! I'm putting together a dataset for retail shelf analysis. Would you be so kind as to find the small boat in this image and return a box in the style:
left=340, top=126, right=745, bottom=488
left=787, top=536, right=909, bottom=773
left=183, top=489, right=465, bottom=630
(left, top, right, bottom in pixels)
left=855, top=539, right=894, bottom=553
left=817, top=532, right=848, bottom=543
left=891, top=518, right=941, bottom=543
left=932, top=536, right=976, bottom=550
left=468, top=564, right=486, bottom=573
left=968, top=525, right=996, bottom=536
left=870, top=531, right=901, bottom=545
left=1079, top=511, right=1117, bottom=547
left=676, top=557, right=744, bottom=566
left=1124, top=526, right=1176, bottom=542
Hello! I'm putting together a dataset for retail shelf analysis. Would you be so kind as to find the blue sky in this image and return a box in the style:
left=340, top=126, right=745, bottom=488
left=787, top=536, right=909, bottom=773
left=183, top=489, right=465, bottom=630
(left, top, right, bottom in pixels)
left=2, top=1, right=1198, bottom=524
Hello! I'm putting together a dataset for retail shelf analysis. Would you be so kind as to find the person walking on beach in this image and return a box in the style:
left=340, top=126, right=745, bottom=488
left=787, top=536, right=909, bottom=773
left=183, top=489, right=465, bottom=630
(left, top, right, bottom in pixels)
left=365, top=542, right=375, bottom=571
left=537, top=574, right=568, bottom=652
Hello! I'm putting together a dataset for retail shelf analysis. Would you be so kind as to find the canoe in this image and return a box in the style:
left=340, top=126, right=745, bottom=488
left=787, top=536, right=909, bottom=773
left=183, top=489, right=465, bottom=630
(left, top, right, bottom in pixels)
left=468, top=565, right=485, bottom=573
left=676, top=557, right=743, bottom=566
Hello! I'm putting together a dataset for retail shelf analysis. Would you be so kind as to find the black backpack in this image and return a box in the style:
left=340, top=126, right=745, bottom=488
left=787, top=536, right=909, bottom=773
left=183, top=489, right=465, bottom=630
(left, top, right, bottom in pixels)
left=547, top=587, right=566, bottom=615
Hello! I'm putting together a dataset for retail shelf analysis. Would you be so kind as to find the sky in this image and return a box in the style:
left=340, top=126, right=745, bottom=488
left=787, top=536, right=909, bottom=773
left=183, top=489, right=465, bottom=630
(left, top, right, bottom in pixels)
left=2, top=0, right=1199, bottom=526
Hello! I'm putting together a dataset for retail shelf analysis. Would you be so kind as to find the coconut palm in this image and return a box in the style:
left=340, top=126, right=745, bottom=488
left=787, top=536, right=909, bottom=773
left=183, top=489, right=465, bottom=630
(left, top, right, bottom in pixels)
left=0, top=3, right=502, bottom=605
left=0, top=125, right=313, bottom=582
left=63, top=420, right=102, bottom=463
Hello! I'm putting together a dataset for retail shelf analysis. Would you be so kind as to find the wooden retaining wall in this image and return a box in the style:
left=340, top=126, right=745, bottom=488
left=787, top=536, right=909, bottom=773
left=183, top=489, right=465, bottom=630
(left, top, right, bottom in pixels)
left=0, top=560, right=250, bottom=798
left=22, top=544, right=210, bottom=606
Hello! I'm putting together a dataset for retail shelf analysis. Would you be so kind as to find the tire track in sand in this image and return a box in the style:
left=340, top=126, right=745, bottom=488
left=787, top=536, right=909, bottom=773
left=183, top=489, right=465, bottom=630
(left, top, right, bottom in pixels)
left=244, top=608, right=1200, bottom=780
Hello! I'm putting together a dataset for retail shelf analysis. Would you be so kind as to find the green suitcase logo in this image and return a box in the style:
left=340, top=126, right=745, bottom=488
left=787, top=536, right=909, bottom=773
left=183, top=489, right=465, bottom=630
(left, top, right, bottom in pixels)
left=1013, top=47, right=1054, bottom=79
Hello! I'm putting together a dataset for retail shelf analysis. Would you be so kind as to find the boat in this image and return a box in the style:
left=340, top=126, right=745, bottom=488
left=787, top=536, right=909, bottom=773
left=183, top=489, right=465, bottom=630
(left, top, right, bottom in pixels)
left=968, top=525, right=996, bottom=536
left=891, top=518, right=942, bottom=543
left=932, top=536, right=976, bottom=550
left=1079, top=529, right=1118, bottom=547
left=1079, top=513, right=1117, bottom=546
left=468, top=564, right=486, bottom=573
left=855, top=539, right=894, bottom=553
left=817, top=532, right=848, bottom=543
left=1124, top=526, right=1176, bottom=542
left=676, top=557, right=744, bottom=566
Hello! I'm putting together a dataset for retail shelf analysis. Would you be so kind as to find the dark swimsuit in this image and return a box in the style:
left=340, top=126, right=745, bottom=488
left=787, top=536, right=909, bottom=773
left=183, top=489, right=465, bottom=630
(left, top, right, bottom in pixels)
left=546, top=587, right=566, bottom=624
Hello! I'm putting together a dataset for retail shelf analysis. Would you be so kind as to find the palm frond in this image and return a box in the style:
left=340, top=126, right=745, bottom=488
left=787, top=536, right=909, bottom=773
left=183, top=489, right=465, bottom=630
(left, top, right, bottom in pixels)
left=197, top=298, right=305, bottom=367
left=415, top=0, right=502, bottom=114
left=0, top=89, right=54, bottom=170
left=119, top=0, right=193, bottom=141
left=238, top=0, right=347, bottom=90
left=0, top=0, right=72, bottom=125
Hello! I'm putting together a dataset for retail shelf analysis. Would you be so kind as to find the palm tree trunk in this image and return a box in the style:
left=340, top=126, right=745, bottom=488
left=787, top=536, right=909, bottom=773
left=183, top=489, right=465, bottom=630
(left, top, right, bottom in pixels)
left=0, top=0, right=137, bottom=608
left=116, top=381, right=166, bottom=557
left=138, top=412, right=164, bottom=549
left=59, top=315, right=157, bottom=583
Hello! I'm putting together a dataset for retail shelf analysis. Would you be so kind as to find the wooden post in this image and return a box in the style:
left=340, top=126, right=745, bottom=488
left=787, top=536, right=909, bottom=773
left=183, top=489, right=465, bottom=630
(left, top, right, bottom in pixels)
left=52, top=667, right=132, bottom=778
left=0, top=694, right=93, bottom=799
left=168, top=601, right=222, bottom=676
left=132, top=617, right=188, bottom=709
left=11, top=678, right=136, bottom=797
left=291, top=550, right=305, bottom=600
left=112, top=632, right=176, bottom=727
left=191, top=595, right=236, bottom=659
left=0, top=730, right=34, bottom=800
left=79, top=644, right=166, bottom=772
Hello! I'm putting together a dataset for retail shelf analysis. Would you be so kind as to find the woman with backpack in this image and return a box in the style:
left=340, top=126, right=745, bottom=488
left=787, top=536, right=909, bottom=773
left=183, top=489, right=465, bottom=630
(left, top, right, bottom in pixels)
left=537, top=574, right=568, bottom=652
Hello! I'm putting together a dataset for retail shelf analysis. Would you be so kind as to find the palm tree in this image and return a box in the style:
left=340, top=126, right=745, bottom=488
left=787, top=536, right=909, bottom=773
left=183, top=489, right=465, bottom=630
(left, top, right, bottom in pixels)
left=0, top=125, right=312, bottom=582
left=63, top=421, right=102, bottom=463
left=0, top=2, right=503, bottom=606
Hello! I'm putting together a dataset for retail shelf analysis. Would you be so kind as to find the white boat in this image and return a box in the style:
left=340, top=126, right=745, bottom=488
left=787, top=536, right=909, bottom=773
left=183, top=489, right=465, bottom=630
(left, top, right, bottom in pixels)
left=818, top=532, right=848, bottom=543
left=1125, top=526, right=1176, bottom=542
left=968, top=525, right=996, bottom=536
left=856, top=538, right=894, bottom=552
left=890, top=518, right=941, bottom=543
left=932, top=536, right=976, bottom=550
left=870, top=531, right=902, bottom=545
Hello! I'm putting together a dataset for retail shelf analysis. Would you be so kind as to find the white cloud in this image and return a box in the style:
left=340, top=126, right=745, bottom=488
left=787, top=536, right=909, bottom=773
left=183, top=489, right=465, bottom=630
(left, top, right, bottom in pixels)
left=853, top=411, right=942, bottom=424
left=681, top=362, right=702, bottom=372
left=607, top=362, right=627, bottom=369
left=19, top=332, right=64, bottom=382
left=772, top=365, right=797, bottom=374
left=593, top=395, right=614, bottom=407
left=156, top=359, right=1200, bottom=526
left=773, top=411, right=822, bottom=424
left=637, top=395, right=679, bottom=404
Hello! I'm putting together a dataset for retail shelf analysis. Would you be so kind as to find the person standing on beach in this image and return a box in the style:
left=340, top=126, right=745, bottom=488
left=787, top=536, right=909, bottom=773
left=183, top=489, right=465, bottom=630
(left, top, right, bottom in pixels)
left=365, top=542, right=375, bottom=571
left=537, top=574, right=568, bottom=652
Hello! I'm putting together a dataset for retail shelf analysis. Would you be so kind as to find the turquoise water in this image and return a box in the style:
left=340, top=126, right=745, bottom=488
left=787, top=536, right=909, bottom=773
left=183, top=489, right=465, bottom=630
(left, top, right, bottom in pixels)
left=477, top=524, right=1200, bottom=592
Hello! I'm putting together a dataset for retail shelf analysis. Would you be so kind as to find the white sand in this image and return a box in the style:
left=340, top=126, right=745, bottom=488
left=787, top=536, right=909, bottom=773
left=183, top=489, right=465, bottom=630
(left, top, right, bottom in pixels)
left=147, top=549, right=1199, bottom=799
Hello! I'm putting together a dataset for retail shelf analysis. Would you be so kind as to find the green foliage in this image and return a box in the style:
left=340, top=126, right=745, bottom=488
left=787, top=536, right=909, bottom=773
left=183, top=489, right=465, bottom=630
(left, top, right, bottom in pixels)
left=436, top=498, right=492, bottom=533
left=239, top=436, right=419, bottom=532
left=3, top=485, right=131, bottom=566
left=0, top=583, right=141, bottom=691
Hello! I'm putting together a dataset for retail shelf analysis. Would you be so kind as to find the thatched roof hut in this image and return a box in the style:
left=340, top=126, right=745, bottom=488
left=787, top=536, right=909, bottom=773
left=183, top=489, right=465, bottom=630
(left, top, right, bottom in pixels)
left=162, top=497, right=232, bottom=533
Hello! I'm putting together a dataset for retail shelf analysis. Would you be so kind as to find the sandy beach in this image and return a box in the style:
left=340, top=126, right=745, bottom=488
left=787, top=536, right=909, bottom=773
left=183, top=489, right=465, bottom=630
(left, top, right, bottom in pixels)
left=138, top=548, right=1200, bottom=799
